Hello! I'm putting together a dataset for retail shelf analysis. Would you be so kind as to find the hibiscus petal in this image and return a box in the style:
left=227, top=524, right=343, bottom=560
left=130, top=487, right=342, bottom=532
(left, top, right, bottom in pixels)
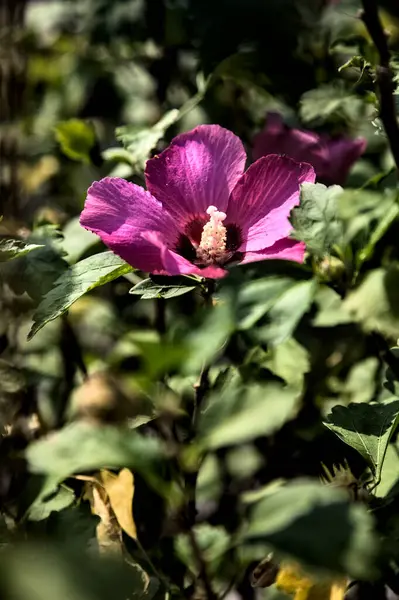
left=227, top=155, right=315, bottom=252
left=142, top=231, right=227, bottom=279
left=80, top=177, right=178, bottom=272
left=145, top=125, right=246, bottom=225
left=239, top=238, right=306, bottom=264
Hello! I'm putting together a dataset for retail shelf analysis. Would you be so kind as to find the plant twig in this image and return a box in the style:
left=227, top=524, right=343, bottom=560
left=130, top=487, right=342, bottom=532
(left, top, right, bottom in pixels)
left=360, top=0, right=399, bottom=173
left=187, top=528, right=217, bottom=600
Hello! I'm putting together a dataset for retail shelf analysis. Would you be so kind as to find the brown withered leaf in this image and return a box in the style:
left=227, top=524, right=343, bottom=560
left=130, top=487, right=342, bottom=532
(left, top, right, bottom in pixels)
left=84, top=476, right=122, bottom=555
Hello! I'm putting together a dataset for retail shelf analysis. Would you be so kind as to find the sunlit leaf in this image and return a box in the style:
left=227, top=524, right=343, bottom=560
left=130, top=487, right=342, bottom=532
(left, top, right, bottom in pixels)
left=325, top=399, right=399, bottom=481
left=291, top=183, right=344, bottom=259
left=130, top=277, right=197, bottom=299
left=26, top=422, right=164, bottom=487
left=28, top=251, right=132, bottom=339
left=54, top=119, right=96, bottom=163
left=199, top=381, right=299, bottom=449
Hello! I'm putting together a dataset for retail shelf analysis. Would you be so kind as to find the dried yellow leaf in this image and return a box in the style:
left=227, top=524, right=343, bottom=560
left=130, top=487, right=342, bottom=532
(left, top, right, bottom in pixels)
left=276, top=562, right=347, bottom=600
left=100, top=468, right=137, bottom=540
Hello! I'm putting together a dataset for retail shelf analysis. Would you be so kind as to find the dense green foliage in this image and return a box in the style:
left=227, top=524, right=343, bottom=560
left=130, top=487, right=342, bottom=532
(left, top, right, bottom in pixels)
left=1, top=1, right=399, bottom=599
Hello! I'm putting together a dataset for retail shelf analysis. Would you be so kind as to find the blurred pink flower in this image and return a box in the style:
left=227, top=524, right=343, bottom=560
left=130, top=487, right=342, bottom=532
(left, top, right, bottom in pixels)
left=80, top=125, right=315, bottom=279
left=253, top=113, right=366, bottom=186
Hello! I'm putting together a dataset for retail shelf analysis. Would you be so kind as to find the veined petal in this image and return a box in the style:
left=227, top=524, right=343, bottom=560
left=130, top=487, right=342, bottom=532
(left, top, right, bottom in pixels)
left=227, top=155, right=315, bottom=252
left=145, top=125, right=246, bottom=225
left=142, top=231, right=227, bottom=279
left=80, top=177, right=178, bottom=272
left=239, top=238, right=306, bottom=265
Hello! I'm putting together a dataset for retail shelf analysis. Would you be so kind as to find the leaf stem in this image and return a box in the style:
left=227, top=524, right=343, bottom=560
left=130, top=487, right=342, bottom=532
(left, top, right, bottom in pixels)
left=187, top=528, right=218, bottom=600
left=360, top=0, right=399, bottom=174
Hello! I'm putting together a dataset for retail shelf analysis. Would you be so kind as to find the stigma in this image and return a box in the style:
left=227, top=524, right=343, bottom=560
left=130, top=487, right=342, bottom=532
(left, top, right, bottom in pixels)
left=196, top=205, right=227, bottom=265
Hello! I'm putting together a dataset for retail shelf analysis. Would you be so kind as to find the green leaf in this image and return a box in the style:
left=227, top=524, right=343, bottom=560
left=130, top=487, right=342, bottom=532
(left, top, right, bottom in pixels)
left=54, top=119, right=96, bottom=163
left=299, top=84, right=368, bottom=128
left=375, top=443, right=399, bottom=498
left=261, top=338, right=310, bottom=390
left=0, top=542, right=152, bottom=600
left=183, top=297, right=235, bottom=374
left=175, top=524, right=230, bottom=577
left=244, top=479, right=378, bottom=579
left=255, top=280, right=316, bottom=346
left=291, top=183, right=344, bottom=259
left=0, top=239, right=44, bottom=262
left=338, top=188, right=399, bottom=269
left=28, top=251, right=132, bottom=339
left=116, top=109, right=180, bottom=172
left=212, top=51, right=270, bottom=93
left=324, top=399, right=399, bottom=480
left=130, top=276, right=197, bottom=299
left=0, top=225, right=68, bottom=301
left=26, top=422, right=164, bottom=486
left=116, top=88, right=208, bottom=173
left=199, top=381, right=299, bottom=449
left=27, top=484, right=75, bottom=522
left=343, top=266, right=399, bottom=338
left=62, top=216, right=99, bottom=264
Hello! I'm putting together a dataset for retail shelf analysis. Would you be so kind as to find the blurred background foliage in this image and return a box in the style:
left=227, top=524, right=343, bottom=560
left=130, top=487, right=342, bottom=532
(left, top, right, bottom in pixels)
left=1, top=0, right=399, bottom=599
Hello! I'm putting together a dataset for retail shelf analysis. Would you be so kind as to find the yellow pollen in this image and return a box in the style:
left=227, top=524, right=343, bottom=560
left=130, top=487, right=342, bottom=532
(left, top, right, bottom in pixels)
left=196, top=205, right=227, bottom=265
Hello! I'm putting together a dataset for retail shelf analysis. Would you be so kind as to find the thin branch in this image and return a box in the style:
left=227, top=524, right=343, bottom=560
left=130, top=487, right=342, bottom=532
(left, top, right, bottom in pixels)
left=187, top=528, right=218, bottom=600
left=360, top=0, right=399, bottom=172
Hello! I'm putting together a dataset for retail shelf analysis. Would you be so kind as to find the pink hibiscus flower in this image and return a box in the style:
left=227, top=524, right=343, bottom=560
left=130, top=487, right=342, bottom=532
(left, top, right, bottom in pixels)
left=80, top=125, right=315, bottom=279
left=253, top=113, right=366, bottom=186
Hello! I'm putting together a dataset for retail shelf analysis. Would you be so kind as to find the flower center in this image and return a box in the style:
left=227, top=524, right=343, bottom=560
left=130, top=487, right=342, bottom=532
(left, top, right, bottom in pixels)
left=196, top=205, right=227, bottom=265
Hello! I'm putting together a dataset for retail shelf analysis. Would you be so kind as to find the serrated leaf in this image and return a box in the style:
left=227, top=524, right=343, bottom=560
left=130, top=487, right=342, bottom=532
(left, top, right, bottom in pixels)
left=199, top=382, right=299, bottom=449
left=130, top=277, right=197, bottom=299
left=54, top=119, right=96, bottom=163
left=300, top=84, right=366, bottom=128
left=26, top=422, right=164, bottom=487
left=0, top=239, right=44, bottom=262
left=291, top=183, right=344, bottom=258
left=28, top=251, right=132, bottom=339
left=244, top=480, right=378, bottom=579
left=324, top=399, right=399, bottom=480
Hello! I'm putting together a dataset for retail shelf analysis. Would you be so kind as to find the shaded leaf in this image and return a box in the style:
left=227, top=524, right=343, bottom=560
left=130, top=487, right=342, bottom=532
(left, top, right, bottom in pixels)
left=28, top=251, right=132, bottom=339
left=0, top=239, right=44, bottom=262
left=324, top=399, right=399, bottom=480
left=244, top=480, right=378, bottom=579
left=299, top=84, right=367, bottom=128
left=175, top=524, right=230, bottom=577
left=0, top=541, right=152, bottom=600
left=0, top=225, right=68, bottom=301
